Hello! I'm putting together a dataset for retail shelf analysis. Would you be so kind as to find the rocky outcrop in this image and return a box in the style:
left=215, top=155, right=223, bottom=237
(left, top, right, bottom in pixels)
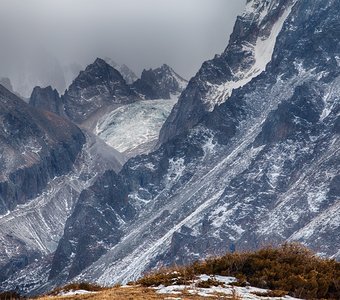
left=48, top=170, right=135, bottom=282
left=132, top=64, right=187, bottom=99
left=29, top=86, right=63, bottom=115
left=62, top=58, right=139, bottom=123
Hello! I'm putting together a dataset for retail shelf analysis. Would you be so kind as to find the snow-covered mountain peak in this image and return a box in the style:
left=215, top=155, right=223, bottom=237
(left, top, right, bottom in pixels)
left=204, top=0, right=297, bottom=110
left=159, top=0, right=297, bottom=145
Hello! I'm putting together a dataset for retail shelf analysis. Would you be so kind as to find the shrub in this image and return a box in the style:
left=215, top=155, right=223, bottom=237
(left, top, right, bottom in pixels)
left=196, top=278, right=224, bottom=288
left=138, top=243, right=340, bottom=299
left=137, top=266, right=195, bottom=287
left=48, top=282, right=105, bottom=296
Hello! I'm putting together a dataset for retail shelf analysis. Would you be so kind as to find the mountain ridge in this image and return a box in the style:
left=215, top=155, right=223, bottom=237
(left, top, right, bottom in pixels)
left=1, top=0, right=339, bottom=295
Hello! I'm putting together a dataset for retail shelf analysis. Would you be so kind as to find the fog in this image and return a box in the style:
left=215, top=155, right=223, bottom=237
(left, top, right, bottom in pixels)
left=0, top=0, right=245, bottom=96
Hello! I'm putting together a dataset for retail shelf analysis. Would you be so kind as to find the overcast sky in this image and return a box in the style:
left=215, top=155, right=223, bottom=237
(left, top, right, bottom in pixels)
left=0, top=0, right=245, bottom=92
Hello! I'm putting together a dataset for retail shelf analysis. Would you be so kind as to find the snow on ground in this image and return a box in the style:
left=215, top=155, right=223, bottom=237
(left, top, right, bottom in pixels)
left=155, top=275, right=301, bottom=299
left=58, top=289, right=97, bottom=296
left=95, top=97, right=178, bottom=156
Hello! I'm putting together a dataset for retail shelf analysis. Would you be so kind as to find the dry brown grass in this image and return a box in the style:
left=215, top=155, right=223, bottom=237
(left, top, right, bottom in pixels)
left=138, top=243, right=340, bottom=299
left=34, top=285, right=236, bottom=300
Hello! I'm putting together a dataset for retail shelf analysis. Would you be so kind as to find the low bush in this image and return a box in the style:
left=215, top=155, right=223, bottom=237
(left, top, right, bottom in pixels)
left=196, top=278, right=224, bottom=288
left=47, top=282, right=105, bottom=296
left=251, top=289, right=288, bottom=297
left=137, top=266, right=195, bottom=287
left=138, top=243, right=340, bottom=299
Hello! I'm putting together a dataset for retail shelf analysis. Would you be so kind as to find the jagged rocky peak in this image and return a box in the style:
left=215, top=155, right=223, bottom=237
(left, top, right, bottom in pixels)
left=85, top=57, right=124, bottom=81
left=29, top=86, right=63, bottom=115
left=132, top=64, right=188, bottom=100
left=104, top=57, right=138, bottom=84
left=62, top=58, right=138, bottom=123
left=0, top=84, right=85, bottom=214
left=158, top=0, right=296, bottom=145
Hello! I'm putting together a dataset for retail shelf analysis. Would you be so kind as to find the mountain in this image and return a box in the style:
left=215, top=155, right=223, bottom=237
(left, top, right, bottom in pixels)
left=29, top=86, right=63, bottom=115
left=39, top=0, right=338, bottom=289
left=132, top=64, right=188, bottom=100
left=0, top=84, right=125, bottom=288
left=62, top=58, right=139, bottom=123
left=28, top=59, right=188, bottom=156
left=0, top=83, right=84, bottom=281
left=0, top=84, right=85, bottom=214
left=104, top=58, right=138, bottom=84
left=1, top=0, right=340, bottom=295
left=159, top=0, right=298, bottom=145
left=92, top=64, right=187, bottom=157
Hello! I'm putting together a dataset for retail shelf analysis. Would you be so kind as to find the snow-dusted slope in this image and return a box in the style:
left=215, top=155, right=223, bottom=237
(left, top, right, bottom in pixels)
left=205, top=0, right=297, bottom=110
left=2, top=0, right=340, bottom=295
left=66, top=0, right=338, bottom=287
left=0, top=131, right=125, bottom=288
left=95, top=97, right=178, bottom=157
left=159, top=0, right=297, bottom=145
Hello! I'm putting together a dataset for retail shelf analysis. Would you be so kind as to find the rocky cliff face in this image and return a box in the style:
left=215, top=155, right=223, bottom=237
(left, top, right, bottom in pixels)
left=0, top=84, right=85, bottom=214
left=29, top=86, right=64, bottom=115
left=132, top=64, right=187, bottom=100
left=0, top=84, right=85, bottom=283
left=158, top=0, right=297, bottom=145
left=62, top=58, right=138, bottom=123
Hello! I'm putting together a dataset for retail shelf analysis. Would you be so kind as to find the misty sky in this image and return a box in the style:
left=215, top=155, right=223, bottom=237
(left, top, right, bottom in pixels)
left=0, top=0, right=245, bottom=94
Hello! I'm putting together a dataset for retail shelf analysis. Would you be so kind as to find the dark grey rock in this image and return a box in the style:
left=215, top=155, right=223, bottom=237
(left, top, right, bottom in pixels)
left=132, top=64, right=187, bottom=100
left=0, top=84, right=85, bottom=214
left=29, top=86, right=63, bottom=115
left=62, top=58, right=139, bottom=123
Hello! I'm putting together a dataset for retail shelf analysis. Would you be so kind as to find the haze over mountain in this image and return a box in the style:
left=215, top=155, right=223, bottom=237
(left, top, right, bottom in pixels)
left=0, top=0, right=244, bottom=97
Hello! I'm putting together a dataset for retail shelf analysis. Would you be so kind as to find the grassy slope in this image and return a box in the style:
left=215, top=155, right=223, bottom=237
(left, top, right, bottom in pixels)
left=28, top=244, right=339, bottom=300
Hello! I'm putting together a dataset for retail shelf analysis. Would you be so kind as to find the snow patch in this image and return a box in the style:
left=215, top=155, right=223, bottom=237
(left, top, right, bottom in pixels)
left=205, top=1, right=296, bottom=110
left=166, top=158, right=186, bottom=184
left=96, top=97, right=177, bottom=155
left=58, top=289, right=97, bottom=296
left=155, top=274, right=301, bottom=300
